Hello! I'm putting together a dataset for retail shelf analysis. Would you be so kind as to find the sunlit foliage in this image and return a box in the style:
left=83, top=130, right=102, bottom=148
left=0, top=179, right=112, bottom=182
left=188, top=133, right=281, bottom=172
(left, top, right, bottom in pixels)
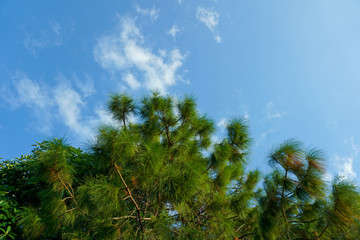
left=1, top=92, right=359, bottom=239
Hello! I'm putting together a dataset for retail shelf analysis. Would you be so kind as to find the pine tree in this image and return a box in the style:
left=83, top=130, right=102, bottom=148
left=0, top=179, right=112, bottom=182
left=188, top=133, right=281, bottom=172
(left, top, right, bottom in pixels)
left=9, top=92, right=256, bottom=239
left=1, top=92, right=360, bottom=239
left=256, top=139, right=360, bottom=239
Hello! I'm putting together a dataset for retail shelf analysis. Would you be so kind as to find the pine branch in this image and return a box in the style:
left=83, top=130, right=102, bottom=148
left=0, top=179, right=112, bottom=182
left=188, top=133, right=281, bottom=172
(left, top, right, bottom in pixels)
left=62, top=196, right=72, bottom=202
left=123, top=118, right=127, bottom=131
left=56, top=172, right=74, bottom=200
left=281, top=169, right=290, bottom=240
left=318, top=225, right=328, bottom=239
left=65, top=208, right=77, bottom=213
left=57, top=207, right=77, bottom=218
left=112, top=216, right=152, bottom=221
left=112, top=208, right=152, bottom=221
left=55, top=171, right=91, bottom=219
left=235, top=223, right=245, bottom=232
left=162, top=112, right=172, bottom=149
left=114, top=162, right=144, bottom=232
left=284, top=180, right=300, bottom=198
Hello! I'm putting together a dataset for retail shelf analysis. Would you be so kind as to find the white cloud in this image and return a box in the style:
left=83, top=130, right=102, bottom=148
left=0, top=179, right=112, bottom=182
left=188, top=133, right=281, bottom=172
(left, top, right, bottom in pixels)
left=123, top=73, right=140, bottom=89
left=217, top=117, right=228, bottom=129
left=94, top=107, right=114, bottom=125
left=168, top=25, right=181, bottom=39
left=333, top=137, right=359, bottom=180
left=7, top=72, right=53, bottom=133
left=196, top=7, right=219, bottom=32
left=238, top=104, right=250, bottom=120
left=196, top=7, right=221, bottom=43
left=323, top=171, right=334, bottom=183
left=178, top=0, right=183, bottom=4
left=94, top=17, right=185, bottom=93
left=214, top=35, right=221, bottom=43
left=350, top=136, right=360, bottom=157
left=54, top=80, right=93, bottom=138
left=4, top=72, right=102, bottom=140
left=135, top=6, right=159, bottom=21
left=50, top=20, right=61, bottom=36
left=255, top=129, right=274, bottom=147
left=72, top=73, right=96, bottom=98
left=23, top=21, right=63, bottom=55
left=8, top=72, right=53, bottom=134
left=334, top=155, right=356, bottom=180
left=12, top=72, right=50, bottom=109
left=265, top=102, right=287, bottom=121
left=23, top=36, right=46, bottom=55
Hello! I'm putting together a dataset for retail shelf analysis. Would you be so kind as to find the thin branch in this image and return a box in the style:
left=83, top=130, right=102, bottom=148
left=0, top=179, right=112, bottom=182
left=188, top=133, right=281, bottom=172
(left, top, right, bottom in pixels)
left=235, top=223, right=245, bottom=232
left=65, top=208, right=77, bottom=213
left=123, top=118, right=127, bottom=131
left=122, top=196, right=131, bottom=201
left=112, top=216, right=152, bottom=221
left=56, top=173, right=74, bottom=200
left=62, top=196, right=72, bottom=202
left=114, top=162, right=144, bottom=232
left=319, top=225, right=328, bottom=239
left=162, top=112, right=172, bottom=149
left=56, top=172, right=90, bottom=218
left=57, top=207, right=78, bottom=218
left=281, top=169, right=290, bottom=240
left=285, top=180, right=301, bottom=198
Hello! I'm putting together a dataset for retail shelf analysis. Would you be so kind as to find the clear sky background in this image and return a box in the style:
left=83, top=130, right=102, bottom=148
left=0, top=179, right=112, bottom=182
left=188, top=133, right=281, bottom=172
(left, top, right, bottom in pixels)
left=1, top=0, right=360, bottom=182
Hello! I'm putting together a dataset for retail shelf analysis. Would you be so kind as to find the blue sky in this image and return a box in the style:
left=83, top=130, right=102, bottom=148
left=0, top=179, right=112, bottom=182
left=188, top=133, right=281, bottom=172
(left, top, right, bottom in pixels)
left=1, top=0, right=360, bottom=182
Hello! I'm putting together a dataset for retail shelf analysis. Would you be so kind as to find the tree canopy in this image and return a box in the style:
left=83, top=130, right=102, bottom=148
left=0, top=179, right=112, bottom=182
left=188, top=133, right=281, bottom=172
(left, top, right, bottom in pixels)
left=1, top=92, right=360, bottom=239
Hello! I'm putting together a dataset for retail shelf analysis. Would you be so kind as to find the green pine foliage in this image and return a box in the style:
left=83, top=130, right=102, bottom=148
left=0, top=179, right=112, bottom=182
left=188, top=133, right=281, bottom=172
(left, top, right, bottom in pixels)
left=1, top=92, right=360, bottom=239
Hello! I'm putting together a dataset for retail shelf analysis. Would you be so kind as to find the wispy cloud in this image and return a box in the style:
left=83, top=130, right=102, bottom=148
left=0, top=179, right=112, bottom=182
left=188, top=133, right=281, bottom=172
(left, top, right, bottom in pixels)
left=3, top=72, right=102, bottom=140
left=217, top=117, right=228, bottom=129
left=12, top=72, right=50, bottom=109
left=72, top=73, right=96, bottom=98
left=196, top=7, right=221, bottom=43
left=334, top=155, right=356, bottom=180
left=23, top=20, right=63, bottom=55
left=323, top=171, right=333, bottom=183
left=256, top=129, right=274, bottom=147
left=50, top=20, right=61, bottom=36
left=6, top=72, right=53, bottom=133
left=168, top=25, right=181, bottom=39
left=54, top=79, right=93, bottom=138
left=265, top=102, right=287, bottom=121
left=349, top=136, right=360, bottom=157
left=94, top=107, right=114, bottom=125
left=135, top=5, right=159, bottom=21
left=123, top=73, right=140, bottom=90
left=23, top=36, right=46, bottom=55
left=333, top=136, right=359, bottom=180
left=94, top=16, right=186, bottom=93
left=239, top=104, right=250, bottom=120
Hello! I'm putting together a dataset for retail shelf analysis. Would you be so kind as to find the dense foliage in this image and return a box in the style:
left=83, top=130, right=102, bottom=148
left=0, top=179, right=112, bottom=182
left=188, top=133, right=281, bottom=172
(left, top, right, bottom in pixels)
left=1, top=92, right=360, bottom=239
